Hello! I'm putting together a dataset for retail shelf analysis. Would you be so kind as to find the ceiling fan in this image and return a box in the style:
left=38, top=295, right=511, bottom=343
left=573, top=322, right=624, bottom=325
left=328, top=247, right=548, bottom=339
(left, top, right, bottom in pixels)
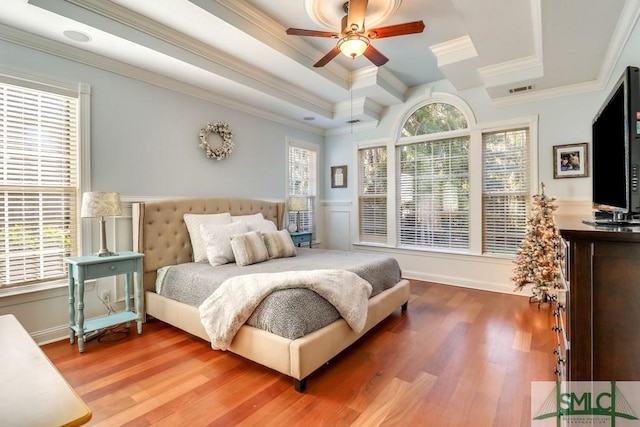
left=286, top=0, right=425, bottom=68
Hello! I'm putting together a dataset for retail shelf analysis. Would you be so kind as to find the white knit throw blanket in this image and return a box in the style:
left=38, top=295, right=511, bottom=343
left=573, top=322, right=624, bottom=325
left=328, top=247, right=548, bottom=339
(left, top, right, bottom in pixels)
left=198, top=269, right=373, bottom=350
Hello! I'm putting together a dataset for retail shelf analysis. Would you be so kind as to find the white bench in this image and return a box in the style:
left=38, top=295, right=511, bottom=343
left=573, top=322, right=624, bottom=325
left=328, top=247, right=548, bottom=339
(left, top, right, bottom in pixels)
left=0, top=314, right=92, bottom=426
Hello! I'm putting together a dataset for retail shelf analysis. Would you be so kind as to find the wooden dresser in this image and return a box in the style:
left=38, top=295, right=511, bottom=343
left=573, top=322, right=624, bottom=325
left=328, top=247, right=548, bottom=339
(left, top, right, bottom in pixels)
left=557, top=215, right=640, bottom=381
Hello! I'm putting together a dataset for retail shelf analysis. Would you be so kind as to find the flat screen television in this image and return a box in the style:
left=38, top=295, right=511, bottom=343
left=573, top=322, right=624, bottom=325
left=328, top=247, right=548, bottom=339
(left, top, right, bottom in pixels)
left=591, top=65, right=640, bottom=224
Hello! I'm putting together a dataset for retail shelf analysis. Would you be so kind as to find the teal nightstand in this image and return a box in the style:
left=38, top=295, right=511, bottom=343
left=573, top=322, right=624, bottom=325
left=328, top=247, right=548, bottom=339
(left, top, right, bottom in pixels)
left=65, top=251, right=145, bottom=352
left=289, top=231, right=313, bottom=248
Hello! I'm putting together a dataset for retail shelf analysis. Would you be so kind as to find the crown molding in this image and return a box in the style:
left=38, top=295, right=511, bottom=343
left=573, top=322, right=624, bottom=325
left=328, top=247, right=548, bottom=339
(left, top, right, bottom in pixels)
left=429, top=35, right=478, bottom=67
left=352, top=65, right=407, bottom=104
left=0, top=23, right=325, bottom=136
left=210, top=0, right=351, bottom=87
left=490, top=78, right=602, bottom=107
left=334, top=96, right=383, bottom=122
left=476, top=0, right=542, bottom=89
left=477, top=55, right=543, bottom=89
left=595, top=0, right=640, bottom=85
left=325, top=119, right=379, bottom=136
left=53, top=0, right=337, bottom=117
left=211, top=0, right=350, bottom=83
left=489, top=0, right=640, bottom=107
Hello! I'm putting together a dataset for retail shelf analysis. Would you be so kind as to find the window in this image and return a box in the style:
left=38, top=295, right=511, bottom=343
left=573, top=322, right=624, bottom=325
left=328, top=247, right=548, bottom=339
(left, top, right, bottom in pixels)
left=397, top=102, right=470, bottom=251
left=287, top=141, right=317, bottom=237
left=482, top=128, right=530, bottom=254
left=358, top=146, right=387, bottom=243
left=0, top=79, right=80, bottom=289
left=356, top=95, right=535, bottom=257
left=401, top=102, right=468, bottom=136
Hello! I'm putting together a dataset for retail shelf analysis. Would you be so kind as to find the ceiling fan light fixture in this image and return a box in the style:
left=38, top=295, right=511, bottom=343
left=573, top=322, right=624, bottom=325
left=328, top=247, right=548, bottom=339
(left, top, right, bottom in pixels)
left=338, top=34, right=369, bottom=58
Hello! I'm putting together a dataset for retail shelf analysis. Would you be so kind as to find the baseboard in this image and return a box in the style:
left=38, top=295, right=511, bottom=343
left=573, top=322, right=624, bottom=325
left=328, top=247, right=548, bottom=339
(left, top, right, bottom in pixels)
left=402, top=269, right=528, bottom=296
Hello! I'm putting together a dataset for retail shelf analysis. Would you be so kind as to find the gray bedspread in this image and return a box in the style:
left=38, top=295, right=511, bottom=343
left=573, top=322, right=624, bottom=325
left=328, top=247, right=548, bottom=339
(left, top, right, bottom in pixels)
left=155, top=248, right=402, bottom=340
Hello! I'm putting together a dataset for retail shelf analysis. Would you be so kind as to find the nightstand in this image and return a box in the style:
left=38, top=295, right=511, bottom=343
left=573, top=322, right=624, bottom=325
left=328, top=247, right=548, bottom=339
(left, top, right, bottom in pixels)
left=65, top=251, right=145, bottom=352
left=289, top=231, right=313, bottom=248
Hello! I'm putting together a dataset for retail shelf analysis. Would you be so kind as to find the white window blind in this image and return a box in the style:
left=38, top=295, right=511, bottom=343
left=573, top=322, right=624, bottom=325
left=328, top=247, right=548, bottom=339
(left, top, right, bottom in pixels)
left=358, top=146, right=387, bottom=243
left=482, top=128, right=530, bottom=254
left=397, top=137, right=470, bottom=250
left=0, top=82, right=79, bottom=288
left=288, top=144, right=317, bottom=236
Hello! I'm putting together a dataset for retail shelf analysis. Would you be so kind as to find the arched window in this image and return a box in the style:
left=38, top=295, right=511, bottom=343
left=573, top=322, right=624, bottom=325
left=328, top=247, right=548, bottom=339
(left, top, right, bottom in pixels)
left=397, top=101, right=471, bottom=251
left=401, top=102, right=468, bottom=137
left=357, top=94, right=533, bottom=258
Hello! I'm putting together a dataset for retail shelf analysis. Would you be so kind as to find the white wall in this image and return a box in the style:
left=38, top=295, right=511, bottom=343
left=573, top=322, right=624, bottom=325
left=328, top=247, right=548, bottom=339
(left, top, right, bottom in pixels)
left=322, top=19, right=640, bottom=295
left=3, top=16, right=640, bottom=341
left=0, top=39, right=323, bottom=343
left=322, top=79, right=600, bottom=294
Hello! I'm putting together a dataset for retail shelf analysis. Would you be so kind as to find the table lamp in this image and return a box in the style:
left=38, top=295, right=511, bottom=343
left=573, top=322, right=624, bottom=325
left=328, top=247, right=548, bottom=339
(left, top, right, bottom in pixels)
left=288, top=197, right=306, bottom=232
left=81, top=192, right=122, bottom=257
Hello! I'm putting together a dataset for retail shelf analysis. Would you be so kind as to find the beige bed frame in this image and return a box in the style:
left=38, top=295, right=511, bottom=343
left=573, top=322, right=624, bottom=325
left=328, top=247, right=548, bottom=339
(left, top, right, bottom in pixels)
left=132, top=197, right=410, bottom=392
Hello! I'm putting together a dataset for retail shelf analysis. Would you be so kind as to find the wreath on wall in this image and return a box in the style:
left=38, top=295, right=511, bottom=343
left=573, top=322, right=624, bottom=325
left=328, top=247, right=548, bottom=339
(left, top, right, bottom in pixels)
left=199, top=121, right=234, bottom=161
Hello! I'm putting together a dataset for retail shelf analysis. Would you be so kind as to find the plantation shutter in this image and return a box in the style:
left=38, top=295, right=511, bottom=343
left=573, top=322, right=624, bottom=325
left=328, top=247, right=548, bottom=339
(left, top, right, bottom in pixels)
left=0, top=82, right=79, bottom=288
left=397, top=137, right=470, bottom=250
left=358, top=146, right=387, bottom=243
left=482, top=128, right=530, bottom=254
left=288, top=144, right=317, bottom=236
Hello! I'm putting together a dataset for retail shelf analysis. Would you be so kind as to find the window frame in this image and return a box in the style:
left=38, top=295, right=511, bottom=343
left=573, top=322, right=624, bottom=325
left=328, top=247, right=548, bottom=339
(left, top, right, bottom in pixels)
left=396, top=134, right=471, bottom=252
left=0, top=67, right=90, bottom=295
left=393, top=96, right=475, bottom=253
left=355, top=91, right=538, bottom=259
left=481, top=127, right=532, bottom=255
left=286, top=138, right=318, bottom=239
left=357, top=144, right=388, bottom=244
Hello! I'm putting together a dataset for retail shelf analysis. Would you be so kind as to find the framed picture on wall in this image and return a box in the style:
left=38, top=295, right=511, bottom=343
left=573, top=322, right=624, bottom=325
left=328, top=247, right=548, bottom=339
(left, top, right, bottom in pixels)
left=331, top=165, right=347, bottom=188
left=553, top=143, right=588, bottom=179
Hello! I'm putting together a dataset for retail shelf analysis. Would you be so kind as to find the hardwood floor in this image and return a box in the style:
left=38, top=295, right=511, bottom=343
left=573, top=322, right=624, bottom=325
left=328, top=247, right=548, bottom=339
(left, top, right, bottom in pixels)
left=42, top=280, right=556, bottom=426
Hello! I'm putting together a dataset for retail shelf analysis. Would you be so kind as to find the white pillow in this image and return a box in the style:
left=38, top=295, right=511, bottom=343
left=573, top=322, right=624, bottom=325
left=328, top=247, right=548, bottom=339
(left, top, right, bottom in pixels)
left=184, top=213, right=232, bottom=262
left=263, top=229, right=297, bottom=259
left=231, top=213, right=264, bottom=224
left=201, top=221, right=249, bottom=266
left=230, top=231, right=270, bottom=266
left=247, top=219, right=277, bottom=233
left=231, top=213, right=276, bottom=232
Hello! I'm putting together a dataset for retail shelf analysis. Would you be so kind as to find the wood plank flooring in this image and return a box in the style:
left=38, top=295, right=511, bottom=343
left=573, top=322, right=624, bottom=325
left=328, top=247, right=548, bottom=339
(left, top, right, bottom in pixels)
left=42, top=280, right=556, bottom=426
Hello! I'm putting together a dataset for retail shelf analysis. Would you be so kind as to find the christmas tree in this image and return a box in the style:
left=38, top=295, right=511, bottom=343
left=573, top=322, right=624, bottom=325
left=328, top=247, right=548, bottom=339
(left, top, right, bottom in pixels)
left=512, top=183, right=561, bottom=300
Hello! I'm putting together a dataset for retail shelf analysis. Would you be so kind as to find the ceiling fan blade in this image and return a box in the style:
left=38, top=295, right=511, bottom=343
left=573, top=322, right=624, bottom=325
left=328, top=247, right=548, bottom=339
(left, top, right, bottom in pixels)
left=367, top=21, right=425, bottom=39
left=286, top=28, right=338, bottom=38
left=363, top=44, right=389, bottom=66
left=313, top=46, right=341, bottom=67
left=346, top=0, right=368, bottom=32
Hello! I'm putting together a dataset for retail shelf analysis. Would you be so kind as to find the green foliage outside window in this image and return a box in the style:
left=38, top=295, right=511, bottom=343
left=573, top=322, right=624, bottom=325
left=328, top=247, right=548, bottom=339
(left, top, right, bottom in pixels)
left=401, top=103, right=468, bottom=137
left=398, top=137, right=470, bottom=249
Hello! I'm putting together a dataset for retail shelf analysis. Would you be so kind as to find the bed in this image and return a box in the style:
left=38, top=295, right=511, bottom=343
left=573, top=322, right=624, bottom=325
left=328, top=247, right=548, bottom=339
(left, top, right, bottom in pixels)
left=132, top=197, right=410, bottom=392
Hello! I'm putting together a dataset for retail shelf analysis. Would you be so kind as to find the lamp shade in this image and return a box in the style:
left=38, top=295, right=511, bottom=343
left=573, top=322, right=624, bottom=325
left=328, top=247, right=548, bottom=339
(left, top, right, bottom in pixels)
left=338, top=35, right=369, bottom=58
left=288, top=197, right=306, bottom=212
left=81, top=192, right=122, bottom=218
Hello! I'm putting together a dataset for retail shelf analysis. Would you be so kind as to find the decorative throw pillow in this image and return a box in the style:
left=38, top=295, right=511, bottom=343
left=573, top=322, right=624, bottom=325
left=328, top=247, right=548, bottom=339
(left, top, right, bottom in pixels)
left=184, top=213, right=232, bottom=262
left=201, top=221, right=249, bottom=266
left=263, top=229, right=297, bottom=259
left=230, top=231, right=270, bottom=266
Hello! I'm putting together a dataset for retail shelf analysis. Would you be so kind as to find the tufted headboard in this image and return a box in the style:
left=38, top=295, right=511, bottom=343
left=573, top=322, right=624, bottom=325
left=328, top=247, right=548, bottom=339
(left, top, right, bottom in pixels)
left=132, top=198, right=285, bottom=292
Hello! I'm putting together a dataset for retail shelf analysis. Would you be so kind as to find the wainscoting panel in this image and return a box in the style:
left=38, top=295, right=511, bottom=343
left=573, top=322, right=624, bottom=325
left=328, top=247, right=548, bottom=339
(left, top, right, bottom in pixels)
left=327, top=211, right=351, bottom=251
left=322, top=201, right=353, bottom=251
